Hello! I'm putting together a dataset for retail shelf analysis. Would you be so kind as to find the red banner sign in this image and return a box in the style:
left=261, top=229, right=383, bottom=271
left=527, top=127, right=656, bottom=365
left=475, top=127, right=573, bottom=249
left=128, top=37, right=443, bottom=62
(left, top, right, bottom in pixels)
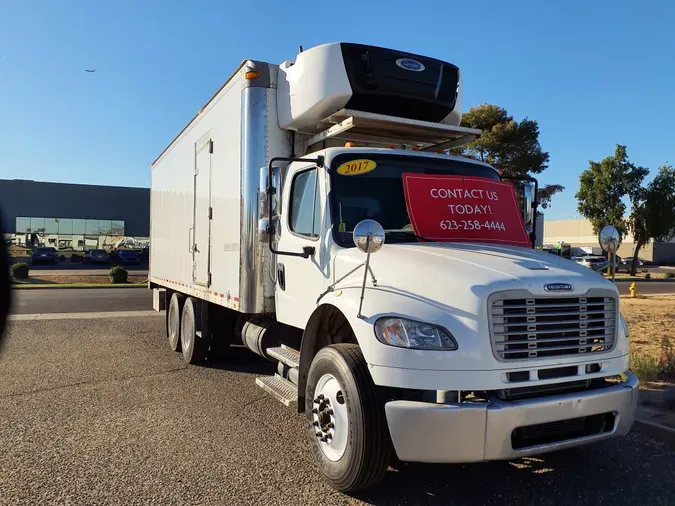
left=402, top=174, right=531, bottom=247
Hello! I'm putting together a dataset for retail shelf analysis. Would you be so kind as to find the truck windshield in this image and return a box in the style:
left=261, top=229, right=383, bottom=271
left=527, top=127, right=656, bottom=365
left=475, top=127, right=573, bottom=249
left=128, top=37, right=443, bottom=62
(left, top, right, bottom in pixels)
left=329, top=153, right=500, bottom=246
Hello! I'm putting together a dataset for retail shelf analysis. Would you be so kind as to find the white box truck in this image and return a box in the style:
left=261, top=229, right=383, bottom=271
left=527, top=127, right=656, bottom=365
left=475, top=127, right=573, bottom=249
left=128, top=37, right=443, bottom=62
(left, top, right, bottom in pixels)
left=149, top=42, right=637, bottom=492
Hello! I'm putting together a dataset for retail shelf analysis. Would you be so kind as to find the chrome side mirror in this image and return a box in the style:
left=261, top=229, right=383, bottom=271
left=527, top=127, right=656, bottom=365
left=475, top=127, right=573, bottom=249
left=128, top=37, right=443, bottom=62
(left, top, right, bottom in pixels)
left=353, top=219, right=385, bottom=254
left=353, top=220, right=384, bottom=319
left=522, top=183, right=534, bottom=228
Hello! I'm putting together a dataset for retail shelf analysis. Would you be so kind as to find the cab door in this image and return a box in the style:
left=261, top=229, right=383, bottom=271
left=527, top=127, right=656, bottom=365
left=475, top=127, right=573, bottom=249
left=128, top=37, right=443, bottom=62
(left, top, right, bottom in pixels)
left=274, top=165, right=327, bottom=329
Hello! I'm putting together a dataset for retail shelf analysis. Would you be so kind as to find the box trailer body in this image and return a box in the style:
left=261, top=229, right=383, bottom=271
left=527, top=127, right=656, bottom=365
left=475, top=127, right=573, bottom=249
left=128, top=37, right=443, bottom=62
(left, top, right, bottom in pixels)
left=151, top=61, right=286, bottom=313
left=149, top=42, right=637, bottom=493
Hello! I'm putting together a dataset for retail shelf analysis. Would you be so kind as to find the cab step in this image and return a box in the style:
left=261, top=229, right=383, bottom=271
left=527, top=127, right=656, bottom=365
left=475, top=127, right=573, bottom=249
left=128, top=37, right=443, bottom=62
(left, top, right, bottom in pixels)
left=255, top=374, right=298, bottom=407
left=266, top=345, right=300, bottom=369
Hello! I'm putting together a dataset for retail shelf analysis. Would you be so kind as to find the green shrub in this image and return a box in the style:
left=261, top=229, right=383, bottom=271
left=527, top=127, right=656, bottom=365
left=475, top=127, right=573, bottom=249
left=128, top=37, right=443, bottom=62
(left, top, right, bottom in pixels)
left=660, top=336, right=675, bottom=381
left=631, top=336, right=675, bottom=383
left=665, top=272, right=674, bottom=279
left=631, top=353, right=660, bottom=382
left=11, top=262, right=29, bottom=280
left=645, top=273, right=651, bottom=280
left=109, top=266, right=128, bottom=284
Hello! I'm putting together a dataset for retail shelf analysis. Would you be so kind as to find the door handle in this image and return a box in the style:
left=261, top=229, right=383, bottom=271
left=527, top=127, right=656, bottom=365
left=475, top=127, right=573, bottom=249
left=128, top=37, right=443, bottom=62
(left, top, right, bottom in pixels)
left=277, top=263, right=286, bottom=291
left=188, top=227, right=194, bottom=253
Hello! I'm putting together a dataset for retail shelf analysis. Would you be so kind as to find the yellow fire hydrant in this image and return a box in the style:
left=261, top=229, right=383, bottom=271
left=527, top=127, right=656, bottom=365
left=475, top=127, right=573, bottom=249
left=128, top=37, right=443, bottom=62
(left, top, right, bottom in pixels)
left=629, top=281, right=637, bottom=297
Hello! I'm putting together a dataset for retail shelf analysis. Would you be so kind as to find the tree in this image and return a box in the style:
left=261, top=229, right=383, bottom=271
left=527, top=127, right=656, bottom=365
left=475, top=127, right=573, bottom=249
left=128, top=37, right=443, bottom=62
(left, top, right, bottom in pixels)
left=575, top=145, right=648, bottom=239
left=451, top=103, right=562, bottom=208
left=627, top=164, right=675, bottom=275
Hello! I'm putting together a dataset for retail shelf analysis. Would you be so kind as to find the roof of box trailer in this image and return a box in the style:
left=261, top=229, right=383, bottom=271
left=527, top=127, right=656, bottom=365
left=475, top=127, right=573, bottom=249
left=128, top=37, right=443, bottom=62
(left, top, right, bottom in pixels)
left=151, top=59, right=255, bottom=168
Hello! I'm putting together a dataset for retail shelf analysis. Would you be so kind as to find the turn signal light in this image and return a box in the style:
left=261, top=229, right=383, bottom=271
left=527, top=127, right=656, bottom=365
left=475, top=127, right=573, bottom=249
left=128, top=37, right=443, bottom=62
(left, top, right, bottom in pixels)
left=245, top=71, right=260, bottom=80
left=345, top=142, right=355, bottom=147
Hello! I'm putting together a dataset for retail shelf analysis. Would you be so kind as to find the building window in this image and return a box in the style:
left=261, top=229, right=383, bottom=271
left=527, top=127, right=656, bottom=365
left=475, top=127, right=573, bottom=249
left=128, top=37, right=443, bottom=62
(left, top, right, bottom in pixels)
left=58, top=219, right=73, bottom=235
left=30, top=217, right=45, bottom=234
left=99, top=220, right=112, bottom=236
left=44, top=218, right=59, bottom=234
left=111, top=220, right=124, bottom=235
left=73, top=219, right=86, bottom=235
left=85, top=219, right=99, bottom=235
left=16, top=217, right=31, bottom=233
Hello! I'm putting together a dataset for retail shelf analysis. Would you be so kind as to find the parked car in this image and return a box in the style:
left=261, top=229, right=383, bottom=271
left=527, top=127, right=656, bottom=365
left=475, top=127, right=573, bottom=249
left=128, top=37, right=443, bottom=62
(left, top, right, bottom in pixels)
left=113, top=250, right=141, bottom=265
left=31, top=247, right=57, bottom=265
left=618, top=257, right=652, bottom=271
left=572, top=255, right=610, bottom=272
left=84, top=249, right=110, bottom=264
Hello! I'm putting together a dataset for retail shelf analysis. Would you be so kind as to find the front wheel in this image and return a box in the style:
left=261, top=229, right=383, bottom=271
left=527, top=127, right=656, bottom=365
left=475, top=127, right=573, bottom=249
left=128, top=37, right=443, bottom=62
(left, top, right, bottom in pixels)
left=305, top=344, right=391, bottom=492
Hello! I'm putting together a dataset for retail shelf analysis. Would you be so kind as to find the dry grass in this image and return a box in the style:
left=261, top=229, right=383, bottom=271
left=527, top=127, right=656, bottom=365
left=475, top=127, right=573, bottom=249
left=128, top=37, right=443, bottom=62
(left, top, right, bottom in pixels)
left=622, top=295, right=675, bottom=382
left=608, top=272, right=675, bottom=280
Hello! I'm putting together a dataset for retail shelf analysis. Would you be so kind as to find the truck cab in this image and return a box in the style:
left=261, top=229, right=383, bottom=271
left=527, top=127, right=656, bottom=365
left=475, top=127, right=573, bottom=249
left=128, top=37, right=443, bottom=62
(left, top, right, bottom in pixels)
left=265, top=144, right=636, bottom=488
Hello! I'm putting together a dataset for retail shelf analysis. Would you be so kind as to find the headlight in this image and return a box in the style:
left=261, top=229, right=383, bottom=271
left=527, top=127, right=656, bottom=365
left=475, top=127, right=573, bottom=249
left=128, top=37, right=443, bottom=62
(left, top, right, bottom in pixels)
left=374, top=317, right=458, bottom=350
left=620, top=313, right=630, bottom=338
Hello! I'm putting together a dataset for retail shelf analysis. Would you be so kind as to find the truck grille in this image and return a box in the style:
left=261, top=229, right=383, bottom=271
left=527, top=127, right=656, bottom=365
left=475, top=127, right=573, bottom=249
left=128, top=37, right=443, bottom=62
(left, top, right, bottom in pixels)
left=489, top=290, right=617, bottom=361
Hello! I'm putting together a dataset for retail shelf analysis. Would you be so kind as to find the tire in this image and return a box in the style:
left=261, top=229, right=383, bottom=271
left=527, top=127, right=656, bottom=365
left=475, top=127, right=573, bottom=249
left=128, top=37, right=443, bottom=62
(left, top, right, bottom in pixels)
left=305, top=344, right=391, bottom=492
left=167, top=292, right=183, bottom=352
left=180, top=297, right=209, bottom=364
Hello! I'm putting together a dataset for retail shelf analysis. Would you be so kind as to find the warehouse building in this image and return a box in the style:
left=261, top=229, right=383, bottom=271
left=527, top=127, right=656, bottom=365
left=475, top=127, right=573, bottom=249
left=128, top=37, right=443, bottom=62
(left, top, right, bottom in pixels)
left=0, top=179, right=149, bottom=254
left=543, top=218, right=675, bottom=264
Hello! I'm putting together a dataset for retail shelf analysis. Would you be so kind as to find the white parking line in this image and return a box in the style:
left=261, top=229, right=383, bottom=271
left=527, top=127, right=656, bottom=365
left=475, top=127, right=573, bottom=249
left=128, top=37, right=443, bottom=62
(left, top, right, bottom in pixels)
left=9, top=310, right=161, bottom=321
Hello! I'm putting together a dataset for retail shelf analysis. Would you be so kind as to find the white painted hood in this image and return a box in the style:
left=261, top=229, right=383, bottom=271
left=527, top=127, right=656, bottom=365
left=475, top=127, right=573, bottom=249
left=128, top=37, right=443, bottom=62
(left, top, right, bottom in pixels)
left=333, top=242, right=617, bottom=300
left=326, top=241, right=627, bottom=386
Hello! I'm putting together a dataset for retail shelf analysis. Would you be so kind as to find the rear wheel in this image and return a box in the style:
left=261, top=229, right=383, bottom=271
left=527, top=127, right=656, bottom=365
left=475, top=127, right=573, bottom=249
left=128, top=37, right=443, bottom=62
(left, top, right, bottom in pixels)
left=181, top=297, right=209, bottom=364
left=167, top=293, right=183, bottom=352
left=305, top=344, right=391, bottom=492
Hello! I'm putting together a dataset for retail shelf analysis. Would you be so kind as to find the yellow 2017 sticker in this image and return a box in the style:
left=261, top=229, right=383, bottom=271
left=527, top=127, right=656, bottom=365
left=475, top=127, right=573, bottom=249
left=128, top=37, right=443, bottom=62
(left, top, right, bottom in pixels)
left=336, top=159, right=377, bottom=176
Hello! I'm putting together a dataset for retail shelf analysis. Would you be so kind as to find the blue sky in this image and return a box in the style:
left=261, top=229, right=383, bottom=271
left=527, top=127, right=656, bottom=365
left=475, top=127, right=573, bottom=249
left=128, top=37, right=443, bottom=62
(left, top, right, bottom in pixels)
left=1, top=0, right=673, bottom=220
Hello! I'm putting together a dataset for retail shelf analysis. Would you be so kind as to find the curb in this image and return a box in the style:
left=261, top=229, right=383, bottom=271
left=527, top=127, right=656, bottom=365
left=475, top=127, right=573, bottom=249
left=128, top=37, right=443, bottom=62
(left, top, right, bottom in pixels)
left=620, top=293, right=674, bottom=298
left=12, top=284, right=147, bottom=290
left=613, top=279, right=675, bottom=283
left=9, top=310, right=159, bottom=321
left=633, top=419, right=675, bottom=448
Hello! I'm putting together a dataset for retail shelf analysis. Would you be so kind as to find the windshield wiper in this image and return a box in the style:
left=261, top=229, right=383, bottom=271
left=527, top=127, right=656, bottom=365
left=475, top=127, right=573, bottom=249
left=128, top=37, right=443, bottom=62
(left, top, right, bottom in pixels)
left=384, top=231, right=435, bottom=243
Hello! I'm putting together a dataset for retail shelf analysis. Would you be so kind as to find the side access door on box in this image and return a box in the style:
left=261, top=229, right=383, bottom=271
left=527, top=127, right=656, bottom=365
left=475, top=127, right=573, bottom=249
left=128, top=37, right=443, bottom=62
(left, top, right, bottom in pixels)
left=192, top=134, right=213, bottom=287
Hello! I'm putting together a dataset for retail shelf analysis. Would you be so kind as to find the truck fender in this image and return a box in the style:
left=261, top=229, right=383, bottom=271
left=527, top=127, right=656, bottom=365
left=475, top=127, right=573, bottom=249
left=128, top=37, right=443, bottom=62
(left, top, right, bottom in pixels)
left=297, top=303, right=356, bottom=412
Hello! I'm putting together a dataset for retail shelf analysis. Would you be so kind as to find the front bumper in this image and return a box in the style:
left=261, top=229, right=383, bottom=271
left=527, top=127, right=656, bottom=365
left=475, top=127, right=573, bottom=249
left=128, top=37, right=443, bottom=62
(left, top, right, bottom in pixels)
left=385, top=372, right=638, bottom=463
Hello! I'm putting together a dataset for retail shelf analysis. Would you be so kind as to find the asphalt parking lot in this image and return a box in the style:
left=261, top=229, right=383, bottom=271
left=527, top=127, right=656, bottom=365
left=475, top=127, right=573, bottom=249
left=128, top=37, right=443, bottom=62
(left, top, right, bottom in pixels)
left=1, top=314, right=674, bottom=505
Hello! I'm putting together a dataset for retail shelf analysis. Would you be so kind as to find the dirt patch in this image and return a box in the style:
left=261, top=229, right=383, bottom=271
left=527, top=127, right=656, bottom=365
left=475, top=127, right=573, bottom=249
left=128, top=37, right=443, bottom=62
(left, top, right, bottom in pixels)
left=14, top=275, right=147, bottom=285
left=622, top=295, right=675, bottom=358
left=622, top=295, right=675, bottom=383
